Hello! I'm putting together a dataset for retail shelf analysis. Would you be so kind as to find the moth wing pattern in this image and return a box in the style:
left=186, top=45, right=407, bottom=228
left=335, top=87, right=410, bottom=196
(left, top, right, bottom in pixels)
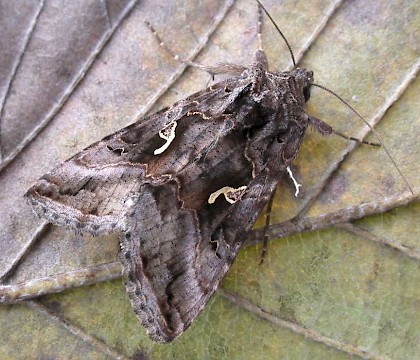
left=25, top=76, right=251, bottom=235
left=120, top=170, right=280, bottom=343
left=26, top=47, right=314, bottom=342
left=119, top=52, right=313, bottom=342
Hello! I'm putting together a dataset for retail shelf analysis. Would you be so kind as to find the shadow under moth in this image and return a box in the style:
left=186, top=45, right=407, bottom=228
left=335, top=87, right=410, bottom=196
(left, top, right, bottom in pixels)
left=25, top=1, right=408, bottom=343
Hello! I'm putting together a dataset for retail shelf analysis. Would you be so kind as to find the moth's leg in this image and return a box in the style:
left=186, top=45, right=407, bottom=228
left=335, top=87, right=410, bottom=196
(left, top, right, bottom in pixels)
left=257, top=1, right=263, bottom=50
left=145, top=21, right=246, bottom=76
left=249, top=4, right=270, bottom=100
left=308, top=116, right=380, bottom=146
left=259, top=191, right=276, bottom=265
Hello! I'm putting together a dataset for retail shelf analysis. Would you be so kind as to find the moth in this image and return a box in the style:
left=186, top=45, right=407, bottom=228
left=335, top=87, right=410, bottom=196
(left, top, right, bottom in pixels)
left=25, top=2, right=386, bottom=343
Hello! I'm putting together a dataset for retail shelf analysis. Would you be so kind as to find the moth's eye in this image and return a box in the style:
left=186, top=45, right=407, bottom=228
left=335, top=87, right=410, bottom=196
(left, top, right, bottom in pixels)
left=303, top=87, right=311, bottom=102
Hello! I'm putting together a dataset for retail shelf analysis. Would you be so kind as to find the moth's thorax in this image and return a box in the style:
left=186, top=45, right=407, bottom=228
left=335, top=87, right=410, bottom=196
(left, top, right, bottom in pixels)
left=241, top=66, right=313, bottom=169
left=254, top=67, right=313, bottom=108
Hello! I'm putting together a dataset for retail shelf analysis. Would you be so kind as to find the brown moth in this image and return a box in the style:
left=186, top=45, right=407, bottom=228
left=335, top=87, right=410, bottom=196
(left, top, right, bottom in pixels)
left=24, top=1, right=394, bottom=343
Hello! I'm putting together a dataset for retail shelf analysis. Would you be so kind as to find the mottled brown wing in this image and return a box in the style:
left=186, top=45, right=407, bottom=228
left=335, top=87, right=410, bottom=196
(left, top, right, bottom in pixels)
left=26, top=51, right=309, bottom=343
left=25, top=76, right=251, bottom=235
left=118, top=60, right=311, bottom=341
left=120, top=164, right=280, bottom=343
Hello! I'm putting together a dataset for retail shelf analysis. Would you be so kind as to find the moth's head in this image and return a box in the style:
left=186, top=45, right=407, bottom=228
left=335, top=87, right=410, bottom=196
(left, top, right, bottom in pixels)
left=291, top=68, right=314, bottom=102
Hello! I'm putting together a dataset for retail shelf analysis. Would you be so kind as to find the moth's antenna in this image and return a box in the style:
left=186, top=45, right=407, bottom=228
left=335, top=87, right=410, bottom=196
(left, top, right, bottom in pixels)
left=312, top=82, right=414, bottom=195
left=256, top=0, right=263, bottom=50
left=256, top=0, right=296, bottom=67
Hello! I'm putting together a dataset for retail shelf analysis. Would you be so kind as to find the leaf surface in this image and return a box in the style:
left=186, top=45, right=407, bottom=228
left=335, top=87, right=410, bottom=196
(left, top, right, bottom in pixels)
left=0, top=0, right=418, bottom=359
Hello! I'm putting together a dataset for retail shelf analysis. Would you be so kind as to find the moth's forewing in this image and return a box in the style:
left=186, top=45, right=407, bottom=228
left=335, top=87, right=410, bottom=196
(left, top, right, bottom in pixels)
left=25, top=77, right=249, bottom=234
